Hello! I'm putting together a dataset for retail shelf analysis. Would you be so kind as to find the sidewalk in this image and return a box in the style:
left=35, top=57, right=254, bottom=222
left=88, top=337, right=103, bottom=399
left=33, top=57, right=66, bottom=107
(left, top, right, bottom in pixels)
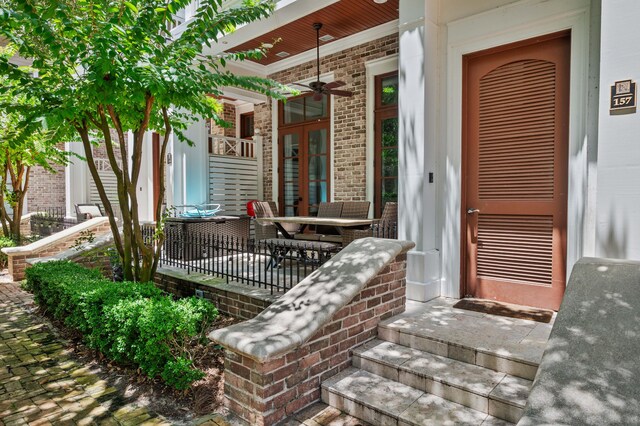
left=0, top=273, right=170, bottom=426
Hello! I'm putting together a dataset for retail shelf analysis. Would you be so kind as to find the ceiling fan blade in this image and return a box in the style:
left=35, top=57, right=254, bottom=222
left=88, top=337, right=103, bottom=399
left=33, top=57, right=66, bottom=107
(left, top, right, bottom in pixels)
left=323, top=81, right=346, bottom=90
left=324, top=89, right=353, bottom=97
left=312, top=92, right=324, bottom=102
left=291, top=82, right=312, bottom=89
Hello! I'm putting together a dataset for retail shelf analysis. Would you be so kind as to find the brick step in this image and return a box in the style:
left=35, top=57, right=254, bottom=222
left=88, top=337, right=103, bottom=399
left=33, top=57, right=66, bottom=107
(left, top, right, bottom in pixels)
left=321, top=368, right=512, bottom=426
left=377, top=305, right=547, bottom=380
left=353, top=339, right=531, bottom=423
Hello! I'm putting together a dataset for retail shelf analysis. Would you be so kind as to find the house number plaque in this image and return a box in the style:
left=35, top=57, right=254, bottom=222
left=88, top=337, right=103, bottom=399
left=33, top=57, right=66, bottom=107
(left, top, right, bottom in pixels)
left=610, top=79, right=636, bottom=114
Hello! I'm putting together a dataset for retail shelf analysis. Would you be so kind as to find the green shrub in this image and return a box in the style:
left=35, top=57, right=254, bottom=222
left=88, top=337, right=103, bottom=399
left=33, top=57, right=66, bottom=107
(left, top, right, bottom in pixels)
left=0, top=236, right=16, bottom=269
left=25, top=261, right=218, bottom=390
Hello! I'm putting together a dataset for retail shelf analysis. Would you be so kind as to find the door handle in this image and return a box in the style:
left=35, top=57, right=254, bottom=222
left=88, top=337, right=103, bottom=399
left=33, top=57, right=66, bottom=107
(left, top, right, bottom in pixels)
left=467, top=208, right=479, bottom=243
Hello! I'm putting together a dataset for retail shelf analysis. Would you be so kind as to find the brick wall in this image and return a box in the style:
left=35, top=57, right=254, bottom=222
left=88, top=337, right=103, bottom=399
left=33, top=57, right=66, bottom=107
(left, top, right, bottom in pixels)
left=27, top=135, right=125, bottom=214
left=254, top=103, right=273, bottom=201
left=67, top=246, right=114, bottom=278
left=6, top=219, right=112, bottom=281
left=154, top=268, right=278, bottom=321
left=212, top=102, right=237, bottom=137
left=255, top=34, right=398, bottom=204
left=28, top=164, right=66, bottom=212
left=91, top=136, right=124, bottom=164
left=222, top=252, right=407, bottom=425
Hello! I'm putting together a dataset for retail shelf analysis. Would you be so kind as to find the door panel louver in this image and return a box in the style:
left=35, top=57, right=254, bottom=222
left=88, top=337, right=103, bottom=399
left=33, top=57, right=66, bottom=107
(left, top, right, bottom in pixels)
left=477, top=215, right=553, bottom=286
left=478, top=60, right=556, bottom=200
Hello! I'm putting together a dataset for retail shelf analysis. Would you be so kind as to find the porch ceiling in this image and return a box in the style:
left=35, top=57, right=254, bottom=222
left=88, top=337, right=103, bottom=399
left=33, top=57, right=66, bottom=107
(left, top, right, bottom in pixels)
left=228, top=0, right=399, bottom=66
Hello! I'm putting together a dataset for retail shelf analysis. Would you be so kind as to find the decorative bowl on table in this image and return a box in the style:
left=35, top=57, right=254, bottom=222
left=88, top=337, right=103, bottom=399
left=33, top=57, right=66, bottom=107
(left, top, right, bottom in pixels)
left=176, top=204, right=222, bottom=218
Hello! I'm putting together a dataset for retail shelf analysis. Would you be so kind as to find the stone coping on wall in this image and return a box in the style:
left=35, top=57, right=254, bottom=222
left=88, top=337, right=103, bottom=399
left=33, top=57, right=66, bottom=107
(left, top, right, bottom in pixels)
left=209, top=237, right=415, bottom=363
left=519, top=257, right=640, bottom=426
left=157, top=266, right=282, bottom=305
left=3, top=217, right=110, bottom=257
left=26, top=231, right=115, bottom=265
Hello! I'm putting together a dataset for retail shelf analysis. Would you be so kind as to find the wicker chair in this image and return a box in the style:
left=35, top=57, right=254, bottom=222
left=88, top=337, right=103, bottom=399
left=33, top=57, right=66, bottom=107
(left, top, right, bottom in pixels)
left=342, top=202, right=398, bottom=246
left=316, top=201, right=343, bottom=235
left=75, top=203, right=104, bottom=220
left=340, top=201, right=371, bottom=219
left=253, top=200, right=300, bottom=240
left=295, top=202, right=344, bottom=242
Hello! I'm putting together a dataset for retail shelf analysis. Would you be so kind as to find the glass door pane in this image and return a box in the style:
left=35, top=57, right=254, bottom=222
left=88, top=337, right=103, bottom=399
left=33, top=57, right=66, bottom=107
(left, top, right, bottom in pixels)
left=374, top=109, right=399, bottom=217
left=380, top=117, right=398, bottom=212
left=282, top=133, right=300, bottom=216
left=307, top=128, right=328, bottom=216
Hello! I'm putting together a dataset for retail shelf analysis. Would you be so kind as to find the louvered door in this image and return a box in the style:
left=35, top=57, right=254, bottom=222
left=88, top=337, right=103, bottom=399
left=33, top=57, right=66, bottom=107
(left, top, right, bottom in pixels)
left=463, top=32, right=570, bottom=310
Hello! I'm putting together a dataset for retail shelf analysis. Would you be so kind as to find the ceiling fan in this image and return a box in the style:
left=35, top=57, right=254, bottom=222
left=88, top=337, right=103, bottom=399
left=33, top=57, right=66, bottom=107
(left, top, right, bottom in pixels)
left=293, top=23, right=354, bottom=101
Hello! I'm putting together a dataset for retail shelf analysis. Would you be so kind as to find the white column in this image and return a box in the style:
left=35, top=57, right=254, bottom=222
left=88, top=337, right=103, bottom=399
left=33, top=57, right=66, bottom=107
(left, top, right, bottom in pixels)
left=136, top=131, right=155, bottom=222
left=398, top=0, right=440, bottom=301
left=65, top=141, right=89, bottom=218
left=172, top=119, right=209, bottom=206
left=596, top=0, right=640, bottom=260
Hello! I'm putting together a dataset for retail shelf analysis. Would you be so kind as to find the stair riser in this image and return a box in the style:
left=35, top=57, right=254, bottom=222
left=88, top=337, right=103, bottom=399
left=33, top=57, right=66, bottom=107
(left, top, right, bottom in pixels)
left=489, top=399, right=524, bottom=424
left=379, top=326, right=538, bottom=380
left=354, top=354, right=523, bottom=422
left=322, top=388, right=399, bottom=426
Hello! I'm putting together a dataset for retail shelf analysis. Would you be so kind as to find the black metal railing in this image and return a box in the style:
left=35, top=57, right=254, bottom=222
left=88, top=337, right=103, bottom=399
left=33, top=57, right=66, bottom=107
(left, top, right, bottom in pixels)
left=143, top=221, right=399, bottom=295
left=156, top=227, right=340, bottom=294
left=30, top=208, right=80, bottom=237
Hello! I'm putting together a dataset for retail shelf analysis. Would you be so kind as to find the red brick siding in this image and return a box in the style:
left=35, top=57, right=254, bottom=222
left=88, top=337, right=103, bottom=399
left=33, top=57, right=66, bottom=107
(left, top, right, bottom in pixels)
left=27, top=164, right=65, bottom=212
left=154, top=271, right=273, bottom=320
left=212, top=102, right=237, bottom=137
left=256, top=34, right=398, bottom=204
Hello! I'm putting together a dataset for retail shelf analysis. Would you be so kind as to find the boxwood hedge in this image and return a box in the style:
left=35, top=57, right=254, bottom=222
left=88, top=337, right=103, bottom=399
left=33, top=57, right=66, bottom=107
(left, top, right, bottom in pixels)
left=25, top=261, right=218, bottom=390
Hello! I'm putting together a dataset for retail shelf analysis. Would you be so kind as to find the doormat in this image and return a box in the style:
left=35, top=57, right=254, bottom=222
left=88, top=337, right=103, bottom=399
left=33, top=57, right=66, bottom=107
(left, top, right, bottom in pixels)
left=453, top=299, right=554, bottom=323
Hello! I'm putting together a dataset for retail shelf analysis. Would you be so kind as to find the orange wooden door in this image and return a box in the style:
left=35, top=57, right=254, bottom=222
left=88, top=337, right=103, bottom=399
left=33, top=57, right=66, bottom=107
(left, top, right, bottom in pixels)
left=463, top=32, right=570, bottom=310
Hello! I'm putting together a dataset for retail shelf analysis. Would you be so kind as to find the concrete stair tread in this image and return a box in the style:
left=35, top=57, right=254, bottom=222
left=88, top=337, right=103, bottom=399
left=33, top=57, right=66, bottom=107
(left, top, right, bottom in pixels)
left=322, top=368, right=513, bottom=425
left=379, top=319, right=543, bottom=367
left=378, top=299, right=552, bottom=367
left=376, top=299, right=553, bottom=381
left=354, top=339, right=531, bottom=408
left=322, top=367, right=423, bottom=419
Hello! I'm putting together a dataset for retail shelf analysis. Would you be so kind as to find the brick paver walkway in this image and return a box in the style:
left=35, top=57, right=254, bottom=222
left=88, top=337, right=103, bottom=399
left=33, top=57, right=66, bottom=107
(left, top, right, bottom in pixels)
left=0, top=276, right=170, bottom=426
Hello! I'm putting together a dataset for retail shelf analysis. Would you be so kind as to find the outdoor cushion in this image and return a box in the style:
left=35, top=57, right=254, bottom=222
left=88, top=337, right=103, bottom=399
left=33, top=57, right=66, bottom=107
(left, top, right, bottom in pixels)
left=76, top=204, right=103, bottom=219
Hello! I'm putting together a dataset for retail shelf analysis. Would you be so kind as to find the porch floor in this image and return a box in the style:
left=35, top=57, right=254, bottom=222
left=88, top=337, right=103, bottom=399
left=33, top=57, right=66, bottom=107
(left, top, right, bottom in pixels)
left=383, top=297, right=554, bottom=367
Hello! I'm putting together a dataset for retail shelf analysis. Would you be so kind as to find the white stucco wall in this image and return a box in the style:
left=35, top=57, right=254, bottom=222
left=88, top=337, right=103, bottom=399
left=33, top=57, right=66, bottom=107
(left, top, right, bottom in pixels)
left=596, top=0, right=640, bottom=260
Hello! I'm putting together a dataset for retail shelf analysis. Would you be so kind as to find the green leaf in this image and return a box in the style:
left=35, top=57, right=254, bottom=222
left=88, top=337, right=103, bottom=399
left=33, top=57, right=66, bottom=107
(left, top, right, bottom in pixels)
left=124, top=1, right=138, bottom=14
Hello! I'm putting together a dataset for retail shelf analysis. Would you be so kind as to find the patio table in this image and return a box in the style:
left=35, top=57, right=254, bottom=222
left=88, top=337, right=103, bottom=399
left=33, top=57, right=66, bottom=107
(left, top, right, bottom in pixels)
left=256, top=216, right=374, bottom=240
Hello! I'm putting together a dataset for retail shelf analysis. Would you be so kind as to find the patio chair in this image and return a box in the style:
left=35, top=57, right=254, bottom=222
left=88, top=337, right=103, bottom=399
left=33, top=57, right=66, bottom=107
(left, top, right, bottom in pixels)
left=253, top=201, right=301, bottom=240
left=296, top=201, right=344, bottom=241
left=342, top=202, right=398, bottom=245
left=340, top=201, right=371, bottom=219
left=75, top=203, right=104, bottom=221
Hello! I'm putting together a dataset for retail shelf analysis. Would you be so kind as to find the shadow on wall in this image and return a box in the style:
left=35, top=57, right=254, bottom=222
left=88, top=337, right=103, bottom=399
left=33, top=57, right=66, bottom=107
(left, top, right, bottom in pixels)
left=597, top=207, right=628, bottom=259
left=519, top=258, right=640, bottom=425
left=398, top=25, right=425, bottom=249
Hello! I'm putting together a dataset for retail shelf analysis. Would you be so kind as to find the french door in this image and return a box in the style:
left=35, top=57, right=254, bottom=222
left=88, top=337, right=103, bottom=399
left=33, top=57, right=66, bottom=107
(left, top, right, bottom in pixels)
left=463, top=31, right=570, bottom=310
left=278, top=122, right=330, bottom=216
